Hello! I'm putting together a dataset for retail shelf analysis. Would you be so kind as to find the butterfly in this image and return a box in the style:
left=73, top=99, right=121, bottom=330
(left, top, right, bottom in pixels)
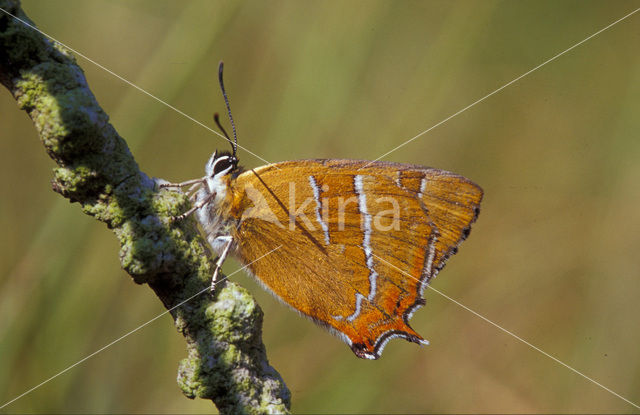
left=161, top=63, right=483, bottom=359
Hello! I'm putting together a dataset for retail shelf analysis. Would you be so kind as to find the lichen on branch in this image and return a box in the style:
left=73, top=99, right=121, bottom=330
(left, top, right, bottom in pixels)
left=0, top=1, right=290, bottom=413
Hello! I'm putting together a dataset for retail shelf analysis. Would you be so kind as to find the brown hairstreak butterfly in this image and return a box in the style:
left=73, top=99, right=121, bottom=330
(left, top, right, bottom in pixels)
left=161, top=62, right=483, bottom=359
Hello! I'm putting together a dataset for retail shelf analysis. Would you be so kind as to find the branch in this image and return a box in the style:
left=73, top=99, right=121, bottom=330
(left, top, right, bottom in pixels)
left=0, top=1, right=291, bottom=413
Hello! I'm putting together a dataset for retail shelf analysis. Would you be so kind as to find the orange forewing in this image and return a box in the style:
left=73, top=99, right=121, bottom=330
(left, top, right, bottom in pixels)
left=229, top=159, right=482, bottom=359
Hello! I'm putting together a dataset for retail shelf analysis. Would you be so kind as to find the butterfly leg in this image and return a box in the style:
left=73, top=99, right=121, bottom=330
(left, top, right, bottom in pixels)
left=211, top=236, right=233, bottom=292
left=172, top=191, right=216, bottom=221
left=158, top=177, right=205, bottom=189
left=186, top=183, right=204, bottom=199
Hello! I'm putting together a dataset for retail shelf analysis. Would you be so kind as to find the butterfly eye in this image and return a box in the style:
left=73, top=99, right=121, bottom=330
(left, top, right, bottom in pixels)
left=212, top=156, right=236, bottom=176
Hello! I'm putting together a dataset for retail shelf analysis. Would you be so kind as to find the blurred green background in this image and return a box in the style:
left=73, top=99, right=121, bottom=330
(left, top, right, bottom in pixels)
left=2, top=0, right=639, bottom=413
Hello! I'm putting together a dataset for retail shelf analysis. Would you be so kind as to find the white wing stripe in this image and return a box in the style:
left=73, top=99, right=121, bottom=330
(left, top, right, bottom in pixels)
left=308, top=175, right=330, bottom=245
left=354, top=175, right=378, bottom=301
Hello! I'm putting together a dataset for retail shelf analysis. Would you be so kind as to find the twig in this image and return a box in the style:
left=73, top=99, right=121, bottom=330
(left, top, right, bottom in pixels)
left=0, top=1, right=291, bottom=413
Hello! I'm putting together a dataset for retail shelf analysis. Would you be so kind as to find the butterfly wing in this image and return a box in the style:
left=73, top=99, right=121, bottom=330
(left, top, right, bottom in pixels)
left=231, top=159, right=482, bottom=359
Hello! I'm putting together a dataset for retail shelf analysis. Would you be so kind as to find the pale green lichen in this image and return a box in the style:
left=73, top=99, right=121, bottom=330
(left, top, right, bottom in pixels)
left=15, top=72, right=46, bottom=108
left=51, top=40, right=76, bottom=61
left=53, top=166, right=90, bottom=193
left=1, top=1, right=291, bottom=412
left=177, top=356, right=200, bottom=398
left=83, top=200, right=125, bottom=225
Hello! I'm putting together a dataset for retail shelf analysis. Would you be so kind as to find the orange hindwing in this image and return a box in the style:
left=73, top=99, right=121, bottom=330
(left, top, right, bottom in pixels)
left=230, top=159, right=482, bottom=359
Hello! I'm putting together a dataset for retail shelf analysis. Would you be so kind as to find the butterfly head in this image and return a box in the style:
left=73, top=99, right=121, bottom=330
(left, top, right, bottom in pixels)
left=205, top=150, right=238, bottom=178
left=203, top=150, right=239, bottom=195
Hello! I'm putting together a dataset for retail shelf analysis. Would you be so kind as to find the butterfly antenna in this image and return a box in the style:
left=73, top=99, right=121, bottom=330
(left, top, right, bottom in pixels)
left=218, top=61, right=238, bottom=159
left=213, top=113, right=233, bottom=151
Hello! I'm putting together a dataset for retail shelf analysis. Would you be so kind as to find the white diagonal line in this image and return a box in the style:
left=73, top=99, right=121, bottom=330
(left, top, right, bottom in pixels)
left=0, top=245, right=282, bottom=410
left=363, top=7, right=640, bottom=168
left=371, top=253, right=640, bottom=410
left=0, top=6, right=273, bottom=167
